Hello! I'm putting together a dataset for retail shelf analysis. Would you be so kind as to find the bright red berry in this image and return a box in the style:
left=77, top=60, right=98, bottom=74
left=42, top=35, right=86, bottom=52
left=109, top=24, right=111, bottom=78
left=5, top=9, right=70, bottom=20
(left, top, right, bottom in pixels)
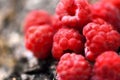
left=83, top=20, right=120, bottom=61
left=102, top=0, right=120, bottom=11
left=91, top=2, right=120, bottom=33
left=23, top=10, right=51, bottom=33
left=25, top=25, right=54, bottom=59
left=91, top=51, right=120, bottom=80
left=52, top=28, right=84, bottom=60
left=56, top=0, right=91, bottom=32
left=57, top=53, right=92, bottom=80
left=51, top=14, right=63, bottom=32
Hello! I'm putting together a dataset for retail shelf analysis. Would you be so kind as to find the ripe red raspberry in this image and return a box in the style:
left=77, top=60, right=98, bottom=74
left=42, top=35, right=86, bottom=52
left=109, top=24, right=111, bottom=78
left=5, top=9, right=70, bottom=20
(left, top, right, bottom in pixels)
left=52, top=28, right=84, bottom=59
left=91, top=2, right=120, bottom=33
left=25, top=25, right=54, bottom=59
left=23, top=10, right=51, bottom=33
left=83, top=20, right=120, bottom=61
left=51, top=15, right=62, bottom=32
left=91, top=51, right=120, bottom=80
left=56, top=0, right=91, bottom=32
left=102, top=0, right=120, bottom=11
left=56, top=53, right=92, bottom=80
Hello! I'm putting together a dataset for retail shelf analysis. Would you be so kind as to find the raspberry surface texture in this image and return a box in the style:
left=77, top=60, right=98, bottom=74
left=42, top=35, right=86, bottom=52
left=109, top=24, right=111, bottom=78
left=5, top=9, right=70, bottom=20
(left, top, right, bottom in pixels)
left=52, top=28, right=84, bottom=59
left=83, top=20, right=120, bottom=61
left=24, top=10, right=51, bottom=33
left=91, top=51, right=120, bottom=80
left=91, top=2, right=120, bottom=33
left=56, top=0, right=91, bottom=31
left=56, top=53, right=92, bottom=80
left=102, top=0, right=120, bottom=11
left=25, top=25, right=54, bottom=59
left=51, top=15, right=63, bottom=32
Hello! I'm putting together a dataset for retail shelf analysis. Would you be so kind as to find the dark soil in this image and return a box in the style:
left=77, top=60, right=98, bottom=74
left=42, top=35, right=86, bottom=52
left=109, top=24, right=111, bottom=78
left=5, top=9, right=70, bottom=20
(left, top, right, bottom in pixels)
left=5, top=57, right=58, bottom=80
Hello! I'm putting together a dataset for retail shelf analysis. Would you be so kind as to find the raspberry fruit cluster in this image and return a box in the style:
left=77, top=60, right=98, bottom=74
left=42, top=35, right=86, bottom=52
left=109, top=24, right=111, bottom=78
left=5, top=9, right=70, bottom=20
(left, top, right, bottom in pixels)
left=23, top=0, right=120, bottom=80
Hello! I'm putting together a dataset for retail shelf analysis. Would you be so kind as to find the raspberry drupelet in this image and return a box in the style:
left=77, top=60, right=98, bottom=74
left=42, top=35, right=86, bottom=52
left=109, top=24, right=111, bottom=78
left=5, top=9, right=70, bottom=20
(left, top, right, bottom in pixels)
left=56, top=0, right=91, bottom=32
left=52, top=28, right=84, bottom=60
left=91, top=51, right=120, bottom=80
left=56, top=53, right=92, bottom=80
left=23, top=10, right=52, bottom=33
left=25, top=25, right=54, bottom=59
left=83, top=20, right=120, bottom=61
left=91, top=2, right=120, bottom=33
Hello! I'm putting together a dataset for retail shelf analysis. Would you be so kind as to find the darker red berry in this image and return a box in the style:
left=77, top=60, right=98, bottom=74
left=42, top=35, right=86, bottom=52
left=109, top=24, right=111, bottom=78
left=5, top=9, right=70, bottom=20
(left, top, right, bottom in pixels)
left=102, top=0, right=120, bottom=11
left=52, top=28, right=84, bottom=60
left=51, top=14, right=63, bottom=32
left=91, top=2, right=120, bottom=33
left=83, top=20, right=120, bottom=61
left=57, top=53, right=92, bottom=80
left=25, top=25, right=54, bottom=59
left=91, top=51, right=120, bottom=80
left=24, top=10, right=51, bottom=33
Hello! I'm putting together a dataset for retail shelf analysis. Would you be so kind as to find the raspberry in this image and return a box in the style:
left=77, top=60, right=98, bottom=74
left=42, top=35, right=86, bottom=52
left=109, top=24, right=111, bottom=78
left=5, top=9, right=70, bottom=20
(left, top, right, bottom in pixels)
left=56, top=53, right=92, bottom=80
left=52, top=28, right=84, bottom=59
left=83, top=20, right=120, bottom=61
left=56, top=0, right=91, bottom=31
left=102, top=0, right=120, bottom=11
left=25, top=25, right=54, bottom=59
left=91, top=51, right=120, bottom=80
left=91, top=2, right=120, bottom=33
left=51, top=15, right=62, bottom=32
left=23, top=10, right=51, bottom=33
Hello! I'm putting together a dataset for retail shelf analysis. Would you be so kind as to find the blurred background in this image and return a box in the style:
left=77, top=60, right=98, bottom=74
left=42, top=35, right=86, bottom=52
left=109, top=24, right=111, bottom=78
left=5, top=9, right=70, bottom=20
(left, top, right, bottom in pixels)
left=0, top=0, right=58, bottom=80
